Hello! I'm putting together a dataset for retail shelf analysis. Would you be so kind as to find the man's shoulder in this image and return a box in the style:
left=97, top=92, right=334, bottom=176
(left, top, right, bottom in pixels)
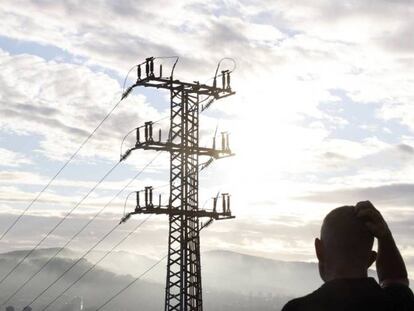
left=281, top=279, right=414, bottom=311
left=281, top=297, right=304, bottom=311
left=282, top=290, right=321, bottom=311
left=382, top=283, right=414, bottom=308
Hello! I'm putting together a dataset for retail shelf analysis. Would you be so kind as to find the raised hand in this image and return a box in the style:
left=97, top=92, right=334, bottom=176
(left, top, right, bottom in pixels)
left=355, top=200, right=408, bottom=286
left=354, top=200, right=390, bottom=239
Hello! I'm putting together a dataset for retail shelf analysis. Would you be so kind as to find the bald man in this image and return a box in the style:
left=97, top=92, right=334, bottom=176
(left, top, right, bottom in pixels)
left=282, top=201, right=414, bottom=311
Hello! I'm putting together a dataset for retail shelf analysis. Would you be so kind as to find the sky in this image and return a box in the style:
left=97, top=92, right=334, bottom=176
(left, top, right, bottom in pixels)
left=0, top=0, right=414, bottom=277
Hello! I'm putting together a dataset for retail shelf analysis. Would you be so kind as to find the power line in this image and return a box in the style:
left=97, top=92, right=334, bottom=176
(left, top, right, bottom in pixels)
left=96, top=253, right=168, bottom=311
left=40, top=215, right=152, bottom=311
left=0, top=152, right=162, bottom=306
left=25, top=222, right=122, bottom=308
left=0, top=88, right=134, bottom=243
left=27, top=212, right=154, bottom=308
left=27, top=183, right=169, bottom=308
left=94, top=222, right=212, bottom=311
left=0, top=160, right=121, bottom=287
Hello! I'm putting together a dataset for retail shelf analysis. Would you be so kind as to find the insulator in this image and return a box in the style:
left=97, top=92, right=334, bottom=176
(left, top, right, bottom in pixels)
left=144, top=122, right=153, bottom=141
left=227, top=72, right=231, bottom=89
left=136, top=128, right=140, bottom=143
left=150, top=59, right=154, bottom=75
left=159, top=129, right=162, bottom=142
left=212, top=136, right=216, bottom=149
left=226, top=133, right=230, bottom=150
left=145, top=61, right=149, bottom=76
left=213, top=77, right=217, bottom=88
left=200, top=157, right=214, bottom=172
left=203, top=218, right=214, bottom=229
left=149, top=187, right=153, bottom=205
left=145, top=188, right=148, bottom=206
left=149, top=122, right=153, bottom=140
left=121, top=86, right=133, bottom=100
left=221, top=133, right=225, bottom=150
left=136, top=191, right=140, bottom=208
left=120, top=149, right=133, bottom=162
left=120, top=213, right=131, bottom=224
left=159, top=194, right=162, bottom=207
left=160, top=64, right=163, bottom=77
left=227, top=195, right=231, bottom=213
left=137, top=65, right=141, bottom=80
left=222, top=194, right=226, bottom=212
left=213, top=197, right=217, bottom=212
left=222, top=71, right=226, bottom=89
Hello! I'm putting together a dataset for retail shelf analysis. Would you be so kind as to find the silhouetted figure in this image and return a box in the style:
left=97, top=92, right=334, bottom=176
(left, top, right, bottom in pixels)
left=282, top=201, right=414, bottom=310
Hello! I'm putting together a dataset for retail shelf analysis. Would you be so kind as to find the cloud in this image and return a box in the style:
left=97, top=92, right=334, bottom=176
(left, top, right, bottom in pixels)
left=0, top=148, right=32, bottom=167
left=328, top=142, right=414, bottom=170
left=0, top=0, right=414, bottom=275
left=0, top=49, right=163, bottom=162
left=298, top=183, right=414, bottom=207
left=397, top=143, right=414, bottom=154
left=1, top=0, right=412, bottom=141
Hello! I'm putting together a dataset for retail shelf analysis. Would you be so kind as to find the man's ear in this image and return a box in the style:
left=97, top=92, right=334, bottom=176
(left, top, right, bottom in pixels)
left=315, top=238, right=324, bottom=262
left=367, top=250, right=377, bottom=268
left=315, top=238, right=327, bottom=282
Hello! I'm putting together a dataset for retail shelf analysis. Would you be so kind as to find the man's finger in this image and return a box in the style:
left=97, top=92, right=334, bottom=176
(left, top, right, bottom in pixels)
left=355, top=200, right=376, bottom=212
left=355, top=208, right=378, bottom=221
left=365, top=221, right=379, bottom=232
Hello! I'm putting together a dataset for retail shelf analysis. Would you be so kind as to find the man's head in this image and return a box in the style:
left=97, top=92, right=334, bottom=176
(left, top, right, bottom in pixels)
left=315, top=205, right=376, bottom=282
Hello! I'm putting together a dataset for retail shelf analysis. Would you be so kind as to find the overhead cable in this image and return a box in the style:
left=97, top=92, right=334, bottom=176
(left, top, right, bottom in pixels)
left=0, top=161, right=121, bottom=287
left=40, top=215, right=153, bottom=311
left=1, top=152, right=161, bottom=306
left=0, top=65, right=137, bottom=242
left=94, top=223, right=212, bottom=311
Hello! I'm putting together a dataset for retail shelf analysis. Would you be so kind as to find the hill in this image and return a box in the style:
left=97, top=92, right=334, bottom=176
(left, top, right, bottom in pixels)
left=0, top=248, right=294, bottom=310
left=1, top=248, right=410, bottom=310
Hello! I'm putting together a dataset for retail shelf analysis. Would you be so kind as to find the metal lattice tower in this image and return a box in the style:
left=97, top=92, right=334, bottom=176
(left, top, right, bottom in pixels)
left=121, top=57, right=235, bottom=311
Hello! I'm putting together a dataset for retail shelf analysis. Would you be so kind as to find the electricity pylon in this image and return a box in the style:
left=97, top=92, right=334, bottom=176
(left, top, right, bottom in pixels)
left=121, top=57, right=235, bottom=311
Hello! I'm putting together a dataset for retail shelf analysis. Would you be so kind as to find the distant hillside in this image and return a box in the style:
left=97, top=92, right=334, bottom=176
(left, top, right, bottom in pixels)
left=0, top=248, right=410, bottom=310
left=58, top=248, right=321, bottom=297
left=0, top=249, right=163, bottom=310
left=203, top=250, right=321, bottom=297
left=0, top=248, right=293, bottom=310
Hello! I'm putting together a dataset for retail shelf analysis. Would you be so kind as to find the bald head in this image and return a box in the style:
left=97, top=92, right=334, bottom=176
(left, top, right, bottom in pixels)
left=320, top=205, right=374, bottom=268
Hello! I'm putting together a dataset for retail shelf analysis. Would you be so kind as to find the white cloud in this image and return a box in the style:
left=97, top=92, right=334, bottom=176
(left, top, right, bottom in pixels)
left=0, top=148, right=32, bottom=167
left=0, top=49, right=163, bottom=162
left=0, top=0, right=413, bottom=269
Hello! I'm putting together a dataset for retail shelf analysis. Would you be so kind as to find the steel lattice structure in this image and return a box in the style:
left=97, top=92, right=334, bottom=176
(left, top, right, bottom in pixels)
left=121, top=57, right=235, bottom=311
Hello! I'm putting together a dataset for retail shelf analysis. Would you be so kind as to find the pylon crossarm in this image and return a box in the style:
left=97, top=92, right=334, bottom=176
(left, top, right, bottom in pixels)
left=134, top=142, right=233, bottom=157
left=120, top=144, right=234, bottom=160
left=132, top=77, right=234, bottom=98
left=131, top=205, right=235, bottom=220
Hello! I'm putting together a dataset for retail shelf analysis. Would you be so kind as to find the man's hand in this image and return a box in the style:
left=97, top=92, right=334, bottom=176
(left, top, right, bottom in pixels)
left=354, top=200, right=391, bottom=239
left=355, top=200, right=408, bottom=286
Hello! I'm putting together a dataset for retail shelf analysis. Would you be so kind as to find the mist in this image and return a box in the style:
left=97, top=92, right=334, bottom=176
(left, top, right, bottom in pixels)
left=0, top=247, right=411, bottom=310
